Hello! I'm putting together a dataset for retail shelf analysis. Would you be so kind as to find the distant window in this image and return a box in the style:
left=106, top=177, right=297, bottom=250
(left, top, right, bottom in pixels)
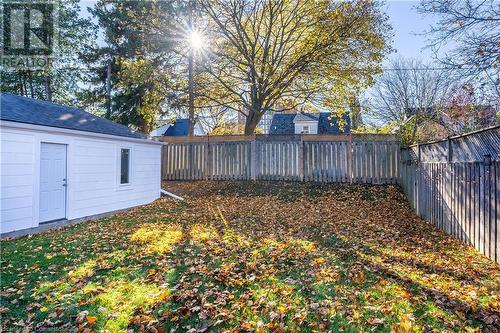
left=120, top=148, right=130, bottom=184
left=301, top=125, right=310, bottom=134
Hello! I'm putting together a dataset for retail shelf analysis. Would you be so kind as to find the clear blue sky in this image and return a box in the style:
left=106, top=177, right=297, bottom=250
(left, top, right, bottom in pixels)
left=384, top=0, right=440, bottom=64
left=79, top=0, right=440, bottom=65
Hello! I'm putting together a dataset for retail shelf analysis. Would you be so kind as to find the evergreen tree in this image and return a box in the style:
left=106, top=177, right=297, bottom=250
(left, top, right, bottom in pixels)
left=1, top=0, right=96, bottom=106
left=82, top=0, right=186, bottom=132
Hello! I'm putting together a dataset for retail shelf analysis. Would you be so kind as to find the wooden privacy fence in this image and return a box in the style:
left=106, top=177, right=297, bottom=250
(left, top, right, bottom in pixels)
left=400, top=126, right=500, bottom=263
left=160, top=134, right=400, bottom=184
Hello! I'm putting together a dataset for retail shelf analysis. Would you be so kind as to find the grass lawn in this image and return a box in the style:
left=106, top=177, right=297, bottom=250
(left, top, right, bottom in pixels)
left=1, top=181, right=499, bottom=332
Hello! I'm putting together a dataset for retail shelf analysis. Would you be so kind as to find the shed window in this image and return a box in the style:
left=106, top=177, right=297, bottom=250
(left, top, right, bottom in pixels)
left=120, top=148, right=130, bottom=184
left=301, top=126, right=310, bottom=134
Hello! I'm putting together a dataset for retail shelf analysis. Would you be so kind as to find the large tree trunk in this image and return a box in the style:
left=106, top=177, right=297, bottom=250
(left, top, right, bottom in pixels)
left=140, top=120, right=150, bottom=134
left=410, top=110, right=419, bottom=143
left=105, top=59, right=112, bottom=119
left=27, top=71, right=34, bottom=98
left=188, top=50, right=195, bottom=136
left=44, top=75, right=53, bottom=102
left=244, top=110, right=263, bottom=135
left=187, top=0, right=195, bottom=137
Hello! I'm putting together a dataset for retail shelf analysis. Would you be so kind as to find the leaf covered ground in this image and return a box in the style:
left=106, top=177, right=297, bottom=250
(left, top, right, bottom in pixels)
left=1, top=181, right=499, bottom=332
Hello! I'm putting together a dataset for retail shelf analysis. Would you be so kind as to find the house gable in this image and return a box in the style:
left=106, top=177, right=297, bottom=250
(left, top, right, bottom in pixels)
left=269, top=112, right=350, bottom=135
left=157, top=119, right=205, bottom=136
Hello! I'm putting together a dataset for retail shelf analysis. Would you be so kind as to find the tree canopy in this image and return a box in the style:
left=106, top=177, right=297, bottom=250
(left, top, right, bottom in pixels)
left=81, top=0, right=186, bottom=132
left=198, top=0, right=391, bottom=134
left=1, top=0, right=96, bottom=106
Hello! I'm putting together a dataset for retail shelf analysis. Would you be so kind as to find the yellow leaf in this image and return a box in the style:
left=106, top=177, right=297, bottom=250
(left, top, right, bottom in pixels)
left=398, top=315, right=412, bottom=332
left=158, top=289, right=170, bottom=302
left=352, top=310, right=361, bottom=319
left=241, top=321, right=253, bottom=330
left=86, top=316, right=97, bottom=325
left=313, top=257, right=326, bottom=265
left=277, top=305, right=287, bottom=314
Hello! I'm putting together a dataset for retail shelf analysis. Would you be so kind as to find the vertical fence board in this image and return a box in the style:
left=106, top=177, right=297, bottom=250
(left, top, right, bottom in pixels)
left=495, top=162, right=499, bottom=263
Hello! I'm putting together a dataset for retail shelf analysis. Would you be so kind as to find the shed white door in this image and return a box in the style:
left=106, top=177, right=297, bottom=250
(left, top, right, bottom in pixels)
left=40, top=143, right=67, bottom=222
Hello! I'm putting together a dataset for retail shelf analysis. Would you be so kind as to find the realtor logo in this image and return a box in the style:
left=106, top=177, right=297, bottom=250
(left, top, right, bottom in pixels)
left=1, top=0, right=57, bottom=69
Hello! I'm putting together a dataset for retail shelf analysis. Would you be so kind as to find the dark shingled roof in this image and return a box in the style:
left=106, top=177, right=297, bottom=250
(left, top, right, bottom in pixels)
left=269, top=112, right=350, bottom=135
left=163, top=119, right=189, bottom=136
left=269, top=113, right=296, bottom=134
left=0, top=93, right=147, bottom=139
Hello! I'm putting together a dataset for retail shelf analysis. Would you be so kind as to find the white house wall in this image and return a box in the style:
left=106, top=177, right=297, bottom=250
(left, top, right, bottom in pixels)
left=0, top=124, right=161, bottom=234
left=0, top=130, right=36, bottom=233
left=294, top=121, right=318, bottom=134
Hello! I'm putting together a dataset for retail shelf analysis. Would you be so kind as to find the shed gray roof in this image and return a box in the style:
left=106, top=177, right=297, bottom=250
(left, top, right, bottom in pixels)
left=0, top=93, right=147, bottom=139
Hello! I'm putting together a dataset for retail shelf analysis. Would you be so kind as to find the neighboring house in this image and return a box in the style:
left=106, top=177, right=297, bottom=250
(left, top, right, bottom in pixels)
left=237, top=110, right=275, bottom=134
left=149, top=124, right=171, bottom=137
left=258, top=111, right=275, bottom=134
left=151, top=118, right=204, bottom=137
left=0, top=93, right=163, bottom=235
left=269, top=112, right=351, bottom=135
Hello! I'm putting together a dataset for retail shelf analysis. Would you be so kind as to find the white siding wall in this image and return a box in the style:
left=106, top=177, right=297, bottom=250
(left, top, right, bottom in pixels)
left=294, top=121, right=318, bottom=134
left=0, top=130, right=36, bottom=232
left=0, top=124, right=161, bottom=234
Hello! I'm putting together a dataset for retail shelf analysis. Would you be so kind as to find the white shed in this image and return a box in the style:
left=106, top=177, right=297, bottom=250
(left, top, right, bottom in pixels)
left=0, top=93, right=163, bottom=235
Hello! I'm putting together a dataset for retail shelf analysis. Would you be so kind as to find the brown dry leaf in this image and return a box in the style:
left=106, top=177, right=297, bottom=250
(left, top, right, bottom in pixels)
left=2, top=181, right=499, bottom=332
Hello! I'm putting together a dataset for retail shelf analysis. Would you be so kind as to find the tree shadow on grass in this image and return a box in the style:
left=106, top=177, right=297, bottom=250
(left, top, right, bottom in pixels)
left=185, top=216, right=499, bottom=331
left=319, top=236, right=500, bottom=330
left=0, top=215, right=182, bottom=331
left=2, top=181, right=498, bottom=332
left=164, top=180, right=393, bottom=203
left=121, top=220, right=491, bottom=332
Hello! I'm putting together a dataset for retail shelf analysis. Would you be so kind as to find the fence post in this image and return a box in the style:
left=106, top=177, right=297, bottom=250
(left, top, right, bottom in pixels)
left=299, top=136, right=304, bottom=181
left=250, top=135, right=257, bottom=181
left=188, top=142, right=193, bottom=180
left=161, top=145, right=166, bottom=180
left=447, top=137, right=453, bottom=162
left=483, top=154, right=492, bottom=258
left=348, top=134, right=353, bottom=183
left=207, top=137, right=212, bottom=180
left=204, top=137, right=209, bottom=180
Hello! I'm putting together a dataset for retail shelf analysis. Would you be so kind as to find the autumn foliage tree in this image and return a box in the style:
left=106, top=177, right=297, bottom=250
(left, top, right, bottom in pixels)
left=198, top=0, right=391, bottom=134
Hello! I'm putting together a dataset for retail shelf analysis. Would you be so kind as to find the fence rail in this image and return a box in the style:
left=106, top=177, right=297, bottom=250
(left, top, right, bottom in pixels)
left=160, top=134, right=400, bottom=184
